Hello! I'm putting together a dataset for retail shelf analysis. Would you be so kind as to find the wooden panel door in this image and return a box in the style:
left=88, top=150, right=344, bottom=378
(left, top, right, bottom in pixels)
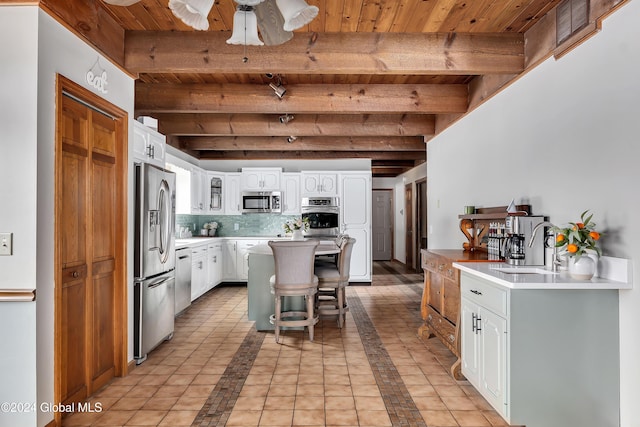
left=59, top=97, right=89, bottom=404
left=89, top=111, right=118, bottom=392
left=56, top=76, right=127, bottom=418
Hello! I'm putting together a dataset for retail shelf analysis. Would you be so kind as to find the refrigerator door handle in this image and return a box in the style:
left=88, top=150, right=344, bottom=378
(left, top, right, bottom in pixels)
left=148, top=275, right=172, bottom=289
left=157, top=178, right=171, bottom=264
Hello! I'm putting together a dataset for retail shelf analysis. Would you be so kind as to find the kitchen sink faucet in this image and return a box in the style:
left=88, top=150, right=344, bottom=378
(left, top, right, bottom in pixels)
left=529, top=221, right=561, bottom=272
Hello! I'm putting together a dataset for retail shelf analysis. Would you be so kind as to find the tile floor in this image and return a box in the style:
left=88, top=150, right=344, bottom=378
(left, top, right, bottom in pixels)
left=62, top=262, right=508, bottom=427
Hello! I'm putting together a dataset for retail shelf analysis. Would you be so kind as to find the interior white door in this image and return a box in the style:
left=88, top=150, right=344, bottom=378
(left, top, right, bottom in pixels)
left=372, top=190, right=392, bottom=260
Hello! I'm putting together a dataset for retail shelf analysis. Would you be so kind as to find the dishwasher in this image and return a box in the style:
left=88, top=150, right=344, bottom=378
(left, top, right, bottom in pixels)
left=175, top=247, right=192, bottom=315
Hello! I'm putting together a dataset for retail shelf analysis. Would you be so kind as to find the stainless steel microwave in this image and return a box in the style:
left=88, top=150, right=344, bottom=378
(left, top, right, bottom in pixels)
left=241, top=191, right=282, bottom=213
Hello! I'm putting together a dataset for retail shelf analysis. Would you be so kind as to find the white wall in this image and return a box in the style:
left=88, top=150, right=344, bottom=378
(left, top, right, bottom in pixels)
left=427, top=1, right=639, bottom=424
left=35, top=10, right=135, bottom=427
left=0, top=7, right=40, bottom=427
left=0, top=6, right=135, bottom=427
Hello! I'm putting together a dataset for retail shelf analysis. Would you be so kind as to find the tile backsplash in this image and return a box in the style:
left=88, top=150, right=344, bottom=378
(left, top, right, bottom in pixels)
left=176, top=214, right=299, bottom=237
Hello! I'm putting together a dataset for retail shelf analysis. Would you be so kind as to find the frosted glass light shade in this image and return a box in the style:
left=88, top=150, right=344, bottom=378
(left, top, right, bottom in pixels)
left=169, top=0, right=214, bottom=31
left=234, top=0, right=266, bottom=5
left=275, top=0, right=319, bottom=31
left=226, top=9, right=264, bottom=46
left=103, top=0, right=141, bottom=5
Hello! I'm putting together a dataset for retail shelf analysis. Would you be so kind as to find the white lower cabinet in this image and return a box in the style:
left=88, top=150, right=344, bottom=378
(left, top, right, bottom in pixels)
left=459, top=271, right=620, bottom=427
left=190, top=244, right=208, bottom=301
left=207, top=242, right=223, bottom=289
left=222, top=240, right=238, bottom=281
left=461, top=297, right=507, bottom=414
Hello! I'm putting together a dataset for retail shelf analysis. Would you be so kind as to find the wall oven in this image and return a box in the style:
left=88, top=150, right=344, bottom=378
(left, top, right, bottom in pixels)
left=301, top=197, right=340, bottom=238
left=242, top=191, right=282, bottom=213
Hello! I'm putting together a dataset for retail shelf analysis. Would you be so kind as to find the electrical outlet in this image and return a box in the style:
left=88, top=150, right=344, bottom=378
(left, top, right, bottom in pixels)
left=234, top=223, right=239, bottom=231
left=0, top=232, right=13, bottom=256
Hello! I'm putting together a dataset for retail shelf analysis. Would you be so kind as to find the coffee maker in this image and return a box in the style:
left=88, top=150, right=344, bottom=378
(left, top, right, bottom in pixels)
left=503, top=215, right=546, bottom=265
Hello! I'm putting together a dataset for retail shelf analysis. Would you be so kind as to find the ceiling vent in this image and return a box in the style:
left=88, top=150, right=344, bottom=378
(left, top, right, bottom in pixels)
left=556, top=0, right=590, bottom=45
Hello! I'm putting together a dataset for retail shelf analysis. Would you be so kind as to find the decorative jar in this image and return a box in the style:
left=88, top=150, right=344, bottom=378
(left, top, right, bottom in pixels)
left=291, top=229, right=304, bottom=241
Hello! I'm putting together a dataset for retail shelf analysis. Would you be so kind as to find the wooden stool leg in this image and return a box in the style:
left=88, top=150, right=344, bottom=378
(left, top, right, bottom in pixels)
left=337, top=287, right=344, bottom=328
left=274, top=295, right=281, bottom=343
left=307, top=294, right=315, bottom=342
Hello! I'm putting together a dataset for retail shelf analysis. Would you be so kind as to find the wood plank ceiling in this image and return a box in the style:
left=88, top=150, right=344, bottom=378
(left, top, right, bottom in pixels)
left=39, top=0, right=607, bottom=177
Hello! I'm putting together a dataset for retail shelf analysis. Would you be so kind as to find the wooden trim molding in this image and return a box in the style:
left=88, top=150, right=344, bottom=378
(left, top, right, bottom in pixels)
left=0, top=289, right=36, bottom=302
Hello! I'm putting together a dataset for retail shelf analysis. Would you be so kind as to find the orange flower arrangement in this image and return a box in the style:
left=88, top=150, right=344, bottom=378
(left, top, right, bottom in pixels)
left=553, top=210, right=602, bottom=259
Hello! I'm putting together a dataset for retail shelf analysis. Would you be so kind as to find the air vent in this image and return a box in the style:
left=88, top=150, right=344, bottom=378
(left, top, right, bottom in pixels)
left=556, top=0, right=590, bottom=45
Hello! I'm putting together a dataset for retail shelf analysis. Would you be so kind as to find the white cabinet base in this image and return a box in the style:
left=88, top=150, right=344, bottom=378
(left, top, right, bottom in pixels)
left=460, top=271, right=620, bottom=427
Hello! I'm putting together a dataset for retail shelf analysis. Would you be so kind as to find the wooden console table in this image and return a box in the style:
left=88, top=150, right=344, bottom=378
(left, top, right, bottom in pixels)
left=418, top=249, right=490, bottom=379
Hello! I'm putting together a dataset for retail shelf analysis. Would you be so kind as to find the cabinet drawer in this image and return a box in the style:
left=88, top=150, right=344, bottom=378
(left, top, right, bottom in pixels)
left=424, top=305, right=457, bottom=347
left=422, top=252, right=459, bottom=281
left=461, top=273, right=508, bottom=318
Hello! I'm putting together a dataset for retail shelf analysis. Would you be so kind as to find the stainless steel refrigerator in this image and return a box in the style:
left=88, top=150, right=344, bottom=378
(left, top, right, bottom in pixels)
left=134, top=163, right=176, bottom=364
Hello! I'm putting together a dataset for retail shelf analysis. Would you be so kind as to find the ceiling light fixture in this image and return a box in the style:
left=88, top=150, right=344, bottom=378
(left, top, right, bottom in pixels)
left=279, top=114, right=294, bottom=124
left=286, top=136, right=298, bottom=143
left=270, top=83, right=286, bottom=98
left=226, top=4, right=264, bottom=47
left=168, top=0, right=215, bottom=31
left=103, top=0, right=140, bottom=5
left=276, top=0, right=319, bottom=31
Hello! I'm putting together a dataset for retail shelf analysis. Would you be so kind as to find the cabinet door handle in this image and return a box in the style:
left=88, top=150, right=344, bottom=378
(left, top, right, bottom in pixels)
left=470, top=289, right=482, bottom=296
left=476, top=316, right=482, bottom=333
left=471, top=313, right=477, bottom=333
left=72, top=271, right=79, bottom=278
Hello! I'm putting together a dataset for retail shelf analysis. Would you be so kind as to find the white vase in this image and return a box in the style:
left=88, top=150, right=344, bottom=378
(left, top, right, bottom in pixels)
left=569, top=255, right=596, bottom=280
left=291, top=229, right=304, bottom=241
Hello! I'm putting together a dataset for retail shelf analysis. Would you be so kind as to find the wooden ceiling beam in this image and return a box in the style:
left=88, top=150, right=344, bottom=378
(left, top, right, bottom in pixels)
left=136, top=83, right=468, bottom=115
left=156, top=113, right=435, bottom=137
left=197, top=150, right=426, bottom=161
left=125, top=31, right=524, bottom=75
left=178, top=136, right=425, bottom=151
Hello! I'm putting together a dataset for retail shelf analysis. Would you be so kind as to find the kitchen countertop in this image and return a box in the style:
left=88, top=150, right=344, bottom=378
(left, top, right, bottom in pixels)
left=453, top=259, right=632, bottom=290
left=247, top=242, right=341, bottom=256
left=175, top=236, right=338, bottom=249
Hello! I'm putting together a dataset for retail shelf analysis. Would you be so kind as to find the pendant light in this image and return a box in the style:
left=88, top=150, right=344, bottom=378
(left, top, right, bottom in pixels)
left=169, top=0, right=215, bottom=31
left=275, top=0, right=319, bottom=31
left=226, top=5, right=264, bottom=46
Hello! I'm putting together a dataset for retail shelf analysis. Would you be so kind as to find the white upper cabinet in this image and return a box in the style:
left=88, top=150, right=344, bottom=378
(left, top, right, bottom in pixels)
left=241, top=168, right=281, bottom=191
left=190, top=166, right=206, bottom=214
left=132, top=120, right=165, bottom=168
left=281, top=173, right=301, bottom=215
left=224, top=173, right=242, bottom=215
left=301, top=172, right=338, bottom=196
left=205, top=172, right=224, bottom=214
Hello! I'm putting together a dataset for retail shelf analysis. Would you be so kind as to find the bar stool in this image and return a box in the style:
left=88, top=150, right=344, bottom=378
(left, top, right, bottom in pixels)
left=268, top=240, right=320, bottom=343
left=314, top=237, right=355, bottom=328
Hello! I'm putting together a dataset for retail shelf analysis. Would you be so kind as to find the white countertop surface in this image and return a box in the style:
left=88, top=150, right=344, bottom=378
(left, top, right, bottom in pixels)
left=453, top=261, right=632, bottom=290
left=175, top=236, right=289, bottom=249
left=248, top=243, right=341, bottom=256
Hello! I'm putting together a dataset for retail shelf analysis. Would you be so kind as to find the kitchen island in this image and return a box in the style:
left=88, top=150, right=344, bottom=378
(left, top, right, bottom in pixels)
left=453, top=259, right=631, bottom=427
left=247, top=242, right=340, bottom=331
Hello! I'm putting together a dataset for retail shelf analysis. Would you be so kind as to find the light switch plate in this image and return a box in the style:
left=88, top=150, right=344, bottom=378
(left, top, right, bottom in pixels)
left=0, top=232, right=13, bottom=255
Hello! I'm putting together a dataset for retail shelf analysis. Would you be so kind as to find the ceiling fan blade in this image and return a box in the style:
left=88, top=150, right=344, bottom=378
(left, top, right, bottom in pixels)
left=102, top=0, right=142, bottom=5
left=255, top=0, right=293, bottom=46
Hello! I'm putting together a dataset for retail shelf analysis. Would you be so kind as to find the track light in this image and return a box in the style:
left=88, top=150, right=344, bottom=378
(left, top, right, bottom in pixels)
left=286, top=136, right=297, bottom=143
left=269, top=82, right=286, bottom=98
left=279, top=114, right=294, bottom=124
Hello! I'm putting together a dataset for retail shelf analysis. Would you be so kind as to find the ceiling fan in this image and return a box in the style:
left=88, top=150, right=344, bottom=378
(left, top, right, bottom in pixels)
left=103, top=0, right=318, bottom=46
